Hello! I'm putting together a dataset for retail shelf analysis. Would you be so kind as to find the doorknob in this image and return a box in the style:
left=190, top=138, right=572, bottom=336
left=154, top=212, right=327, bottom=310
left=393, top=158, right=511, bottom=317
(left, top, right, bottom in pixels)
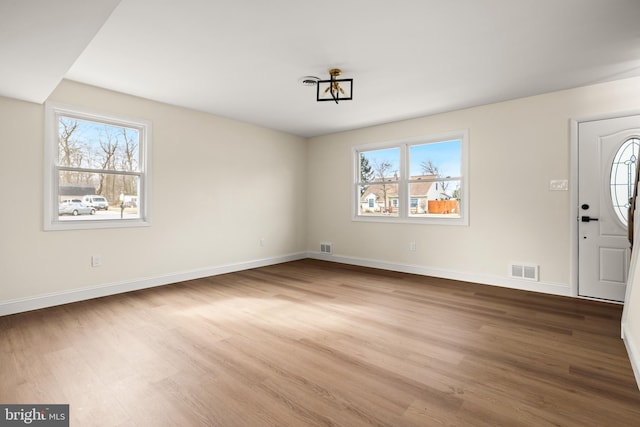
left=581, top=216, right=599, bottom=222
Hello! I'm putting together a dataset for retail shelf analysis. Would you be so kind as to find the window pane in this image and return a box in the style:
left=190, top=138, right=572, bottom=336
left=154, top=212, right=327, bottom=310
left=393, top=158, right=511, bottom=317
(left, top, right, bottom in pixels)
left=359, top=147, right=400, bottom=183
left=358, top=147, right=401, bottom=217
left=358, top=183, right=399, bottom=217
left=58, top=171, right=140, bottom=221
left=408, top=180, right=461, bottom=218
left=58, top=116, right=140, bottom=172
left=610, top=137, right=640, bottom=225
left=409, top=140, right=461, bottom=180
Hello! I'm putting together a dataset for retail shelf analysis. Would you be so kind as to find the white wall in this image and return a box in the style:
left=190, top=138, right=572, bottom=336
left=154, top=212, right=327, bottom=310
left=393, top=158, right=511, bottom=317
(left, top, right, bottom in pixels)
left=306, top=76, right=640, bottom=295
left=0, top=80, right=307, bottom=313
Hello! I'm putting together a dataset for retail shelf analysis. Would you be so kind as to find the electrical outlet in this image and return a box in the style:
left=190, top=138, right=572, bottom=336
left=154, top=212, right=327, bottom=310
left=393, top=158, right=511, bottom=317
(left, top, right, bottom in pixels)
left=91, top=255, right=102, bottom=267
left=409, top=241, right=416, bottom=251
left=259, top=238, right=265, bottom=247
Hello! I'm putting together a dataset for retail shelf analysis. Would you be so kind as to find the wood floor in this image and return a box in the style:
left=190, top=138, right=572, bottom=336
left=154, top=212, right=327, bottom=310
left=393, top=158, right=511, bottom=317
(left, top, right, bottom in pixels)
left=1, top=259, right=639, bottom=426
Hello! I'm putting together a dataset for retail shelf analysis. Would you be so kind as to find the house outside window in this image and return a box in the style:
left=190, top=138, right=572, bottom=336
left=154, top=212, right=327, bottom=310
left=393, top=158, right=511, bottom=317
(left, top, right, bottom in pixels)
left=44, top=102, right=151, bottom=230
left=354, top=130, right=468, bottom=225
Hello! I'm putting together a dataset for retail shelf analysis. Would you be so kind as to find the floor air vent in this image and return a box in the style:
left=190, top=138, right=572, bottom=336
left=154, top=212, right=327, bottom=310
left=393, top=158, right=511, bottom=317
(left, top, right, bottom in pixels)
left=510, top=263, right=539, bottom=281
left=320, top=242, right=332, bottom=254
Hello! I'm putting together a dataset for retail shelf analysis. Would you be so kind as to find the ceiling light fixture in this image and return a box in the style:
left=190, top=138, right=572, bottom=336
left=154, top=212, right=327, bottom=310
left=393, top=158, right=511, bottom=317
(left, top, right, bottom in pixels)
left=316, top=68, right=353, bottom=104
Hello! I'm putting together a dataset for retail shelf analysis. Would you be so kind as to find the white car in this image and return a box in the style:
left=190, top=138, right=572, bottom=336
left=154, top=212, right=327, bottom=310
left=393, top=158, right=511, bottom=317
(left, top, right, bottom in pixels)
left=82, top=195, right=109, bottom=210
left=59, top=200, right=96, bottom=216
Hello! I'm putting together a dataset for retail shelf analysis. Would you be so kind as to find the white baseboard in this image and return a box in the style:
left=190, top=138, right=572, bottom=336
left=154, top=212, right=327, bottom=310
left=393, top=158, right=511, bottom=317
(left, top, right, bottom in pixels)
left=0, top=252, right=307, bottom=316
left=308, top=252, right=571, bottom=297
left=622, top=325, right=640, bottom=391
left=0, top=251, right=575, bottom=317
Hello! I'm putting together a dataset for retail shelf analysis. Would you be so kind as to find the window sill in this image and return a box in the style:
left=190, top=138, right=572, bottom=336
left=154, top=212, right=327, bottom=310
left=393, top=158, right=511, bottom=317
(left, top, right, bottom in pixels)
left=352, top=215, right=468, bottom=226
left=44, top=218, right=151, bottom=231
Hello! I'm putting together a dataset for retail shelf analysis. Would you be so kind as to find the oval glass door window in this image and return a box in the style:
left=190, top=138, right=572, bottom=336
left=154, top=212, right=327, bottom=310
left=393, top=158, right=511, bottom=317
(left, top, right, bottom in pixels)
left=610, top=137, right=640, bottom=226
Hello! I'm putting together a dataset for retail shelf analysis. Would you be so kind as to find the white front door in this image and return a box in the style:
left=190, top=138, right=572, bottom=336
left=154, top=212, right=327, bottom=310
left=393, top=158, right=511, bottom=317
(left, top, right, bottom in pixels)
left=578, top=115, right=640, bottom=301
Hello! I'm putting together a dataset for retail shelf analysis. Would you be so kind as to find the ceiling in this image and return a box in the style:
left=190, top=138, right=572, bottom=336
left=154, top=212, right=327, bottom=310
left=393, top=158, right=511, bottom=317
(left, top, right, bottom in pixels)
left=2, top=0, right=640, bottom=137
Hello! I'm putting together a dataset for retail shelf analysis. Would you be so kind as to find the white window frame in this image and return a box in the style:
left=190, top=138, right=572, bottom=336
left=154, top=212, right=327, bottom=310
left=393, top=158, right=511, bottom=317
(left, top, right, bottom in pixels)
left=44, top=102, right=152, bottom=231
left=352, top=130, right=469, bottom=225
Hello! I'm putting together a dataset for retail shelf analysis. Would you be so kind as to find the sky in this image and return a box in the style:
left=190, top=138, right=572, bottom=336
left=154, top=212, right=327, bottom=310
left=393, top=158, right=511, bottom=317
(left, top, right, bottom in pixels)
left=360, top=139, right=461, bottom=179
left=59, top=116, right=139, bottom=169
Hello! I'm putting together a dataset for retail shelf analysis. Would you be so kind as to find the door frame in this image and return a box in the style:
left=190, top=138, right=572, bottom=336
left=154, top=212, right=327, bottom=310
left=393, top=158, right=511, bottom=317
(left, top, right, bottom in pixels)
left=570, top=110, right=640, bottom=301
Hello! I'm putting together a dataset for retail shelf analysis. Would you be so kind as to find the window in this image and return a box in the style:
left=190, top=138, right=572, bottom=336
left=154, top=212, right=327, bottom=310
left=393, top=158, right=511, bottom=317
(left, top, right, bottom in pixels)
left=354, top=130, right=468, bottom=224
left=610, top=137, right=640, bottom=226
left=44, top=102, right=151, bottom=230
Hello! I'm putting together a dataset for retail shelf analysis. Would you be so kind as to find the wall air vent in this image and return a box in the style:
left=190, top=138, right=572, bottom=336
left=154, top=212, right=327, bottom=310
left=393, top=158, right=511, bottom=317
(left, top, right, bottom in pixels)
left=320, top=242, right=333, bottom=254
left=510, top=263, right=539, bottom=281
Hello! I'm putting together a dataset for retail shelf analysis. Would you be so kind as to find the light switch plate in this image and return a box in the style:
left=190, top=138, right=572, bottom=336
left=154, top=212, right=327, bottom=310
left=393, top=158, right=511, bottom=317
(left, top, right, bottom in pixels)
left=91, top=255, right=102, bottom=267
left=549, top=179, right=568, bottom=191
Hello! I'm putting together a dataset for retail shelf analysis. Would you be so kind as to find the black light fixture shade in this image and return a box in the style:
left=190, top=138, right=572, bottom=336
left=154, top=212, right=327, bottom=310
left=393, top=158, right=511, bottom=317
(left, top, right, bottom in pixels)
left=316, top=78, right=353, bottom=103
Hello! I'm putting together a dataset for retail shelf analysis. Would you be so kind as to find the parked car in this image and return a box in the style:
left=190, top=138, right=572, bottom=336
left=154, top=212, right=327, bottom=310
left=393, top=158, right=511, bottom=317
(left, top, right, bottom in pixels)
left=82, top=195, right=109, bottom=210
left=59, top=200, right=96, bottom=216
